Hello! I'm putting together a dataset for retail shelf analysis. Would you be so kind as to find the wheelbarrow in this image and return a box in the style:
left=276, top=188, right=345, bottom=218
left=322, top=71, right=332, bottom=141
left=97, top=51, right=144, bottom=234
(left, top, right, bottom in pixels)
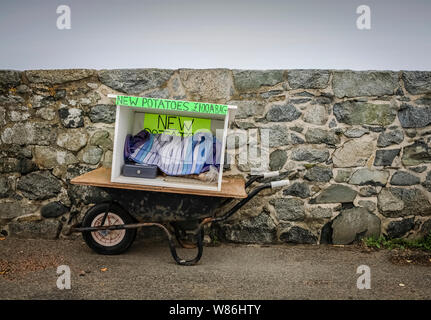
left=69, top=167, right=289, bottom=266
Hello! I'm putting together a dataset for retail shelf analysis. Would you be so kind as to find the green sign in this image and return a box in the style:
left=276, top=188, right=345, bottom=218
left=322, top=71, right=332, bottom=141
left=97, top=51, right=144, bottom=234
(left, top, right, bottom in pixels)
left=144, top=113, right=211, bottom=137
left=115, top=95, right=228, bottom=115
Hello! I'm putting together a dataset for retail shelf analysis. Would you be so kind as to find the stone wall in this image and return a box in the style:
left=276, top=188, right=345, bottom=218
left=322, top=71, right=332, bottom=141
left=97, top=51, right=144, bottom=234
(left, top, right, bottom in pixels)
left=0, top=69, right=431, bottom=244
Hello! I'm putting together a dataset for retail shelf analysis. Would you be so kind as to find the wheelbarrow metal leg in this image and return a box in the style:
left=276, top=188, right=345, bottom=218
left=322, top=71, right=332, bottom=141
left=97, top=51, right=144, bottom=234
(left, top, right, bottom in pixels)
left=72, top=221, right=204, bottom=266
left=142, top=222, right=204, bottom=266
left=171, top=222, right=204, bottom=249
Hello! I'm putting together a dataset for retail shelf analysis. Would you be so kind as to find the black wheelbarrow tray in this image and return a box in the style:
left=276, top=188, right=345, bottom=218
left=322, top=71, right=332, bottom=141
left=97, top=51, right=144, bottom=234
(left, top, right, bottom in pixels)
left=69, top=167, right=289, bottom=266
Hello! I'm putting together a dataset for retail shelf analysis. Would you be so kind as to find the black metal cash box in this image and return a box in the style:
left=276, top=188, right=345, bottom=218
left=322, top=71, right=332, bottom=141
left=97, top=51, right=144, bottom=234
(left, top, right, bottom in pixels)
left=122, top=163, right=158, bottom=179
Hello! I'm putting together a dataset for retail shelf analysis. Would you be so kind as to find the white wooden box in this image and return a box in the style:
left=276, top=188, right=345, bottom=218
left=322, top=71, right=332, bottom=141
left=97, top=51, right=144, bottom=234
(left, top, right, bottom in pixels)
left=109, top=94, right=236, bottom=192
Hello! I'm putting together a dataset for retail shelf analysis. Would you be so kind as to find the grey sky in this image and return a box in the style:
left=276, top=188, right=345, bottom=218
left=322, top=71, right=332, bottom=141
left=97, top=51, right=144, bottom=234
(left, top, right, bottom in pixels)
left=1, top=0, right=430, bottom=70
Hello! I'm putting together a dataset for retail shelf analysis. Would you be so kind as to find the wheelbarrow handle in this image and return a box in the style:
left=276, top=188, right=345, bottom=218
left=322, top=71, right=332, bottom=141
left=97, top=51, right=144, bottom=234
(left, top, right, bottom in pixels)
left=205, top=183, right=271, bottom=225
left=202, top=177, right=290, bottom=229
left=245, top=170, right=293, bottom=188
left=186, top=180, right=289, bottom=266
left=246, top=171, right=278, bottom=188
left=271, top=179, right=290, bottom=188
left=262, top=171, right=280, bottom=178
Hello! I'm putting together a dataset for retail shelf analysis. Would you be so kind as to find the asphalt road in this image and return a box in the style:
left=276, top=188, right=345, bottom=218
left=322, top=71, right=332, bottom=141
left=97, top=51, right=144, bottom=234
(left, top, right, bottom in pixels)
left=0, top=237, right=430, bottom=300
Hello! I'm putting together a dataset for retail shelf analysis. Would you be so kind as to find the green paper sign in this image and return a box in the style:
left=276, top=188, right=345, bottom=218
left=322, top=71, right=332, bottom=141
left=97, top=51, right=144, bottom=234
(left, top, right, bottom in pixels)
left=143, top=113, right=211, bottom=137
left=115, top=95, right=228, bottom=115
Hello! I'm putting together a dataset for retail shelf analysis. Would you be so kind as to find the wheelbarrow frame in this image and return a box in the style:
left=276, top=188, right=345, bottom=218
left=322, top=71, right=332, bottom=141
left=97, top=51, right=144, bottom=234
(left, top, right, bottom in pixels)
left=70, top=170, right=289, bottom=266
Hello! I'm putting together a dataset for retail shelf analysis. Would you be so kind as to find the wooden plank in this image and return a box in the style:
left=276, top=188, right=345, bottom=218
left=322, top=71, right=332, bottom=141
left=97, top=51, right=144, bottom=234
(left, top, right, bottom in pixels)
left=71, top=167, right=247, bottom=199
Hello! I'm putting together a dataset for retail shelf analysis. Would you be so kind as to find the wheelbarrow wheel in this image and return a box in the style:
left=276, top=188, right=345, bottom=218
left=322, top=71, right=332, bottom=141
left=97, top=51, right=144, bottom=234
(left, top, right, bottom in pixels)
left=82, top=203, right=137, bottom=255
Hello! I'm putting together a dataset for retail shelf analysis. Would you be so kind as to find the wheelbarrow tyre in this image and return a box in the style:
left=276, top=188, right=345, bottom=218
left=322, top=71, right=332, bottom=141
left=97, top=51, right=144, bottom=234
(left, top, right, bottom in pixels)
left=82, top=203, right=137, bottom=255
